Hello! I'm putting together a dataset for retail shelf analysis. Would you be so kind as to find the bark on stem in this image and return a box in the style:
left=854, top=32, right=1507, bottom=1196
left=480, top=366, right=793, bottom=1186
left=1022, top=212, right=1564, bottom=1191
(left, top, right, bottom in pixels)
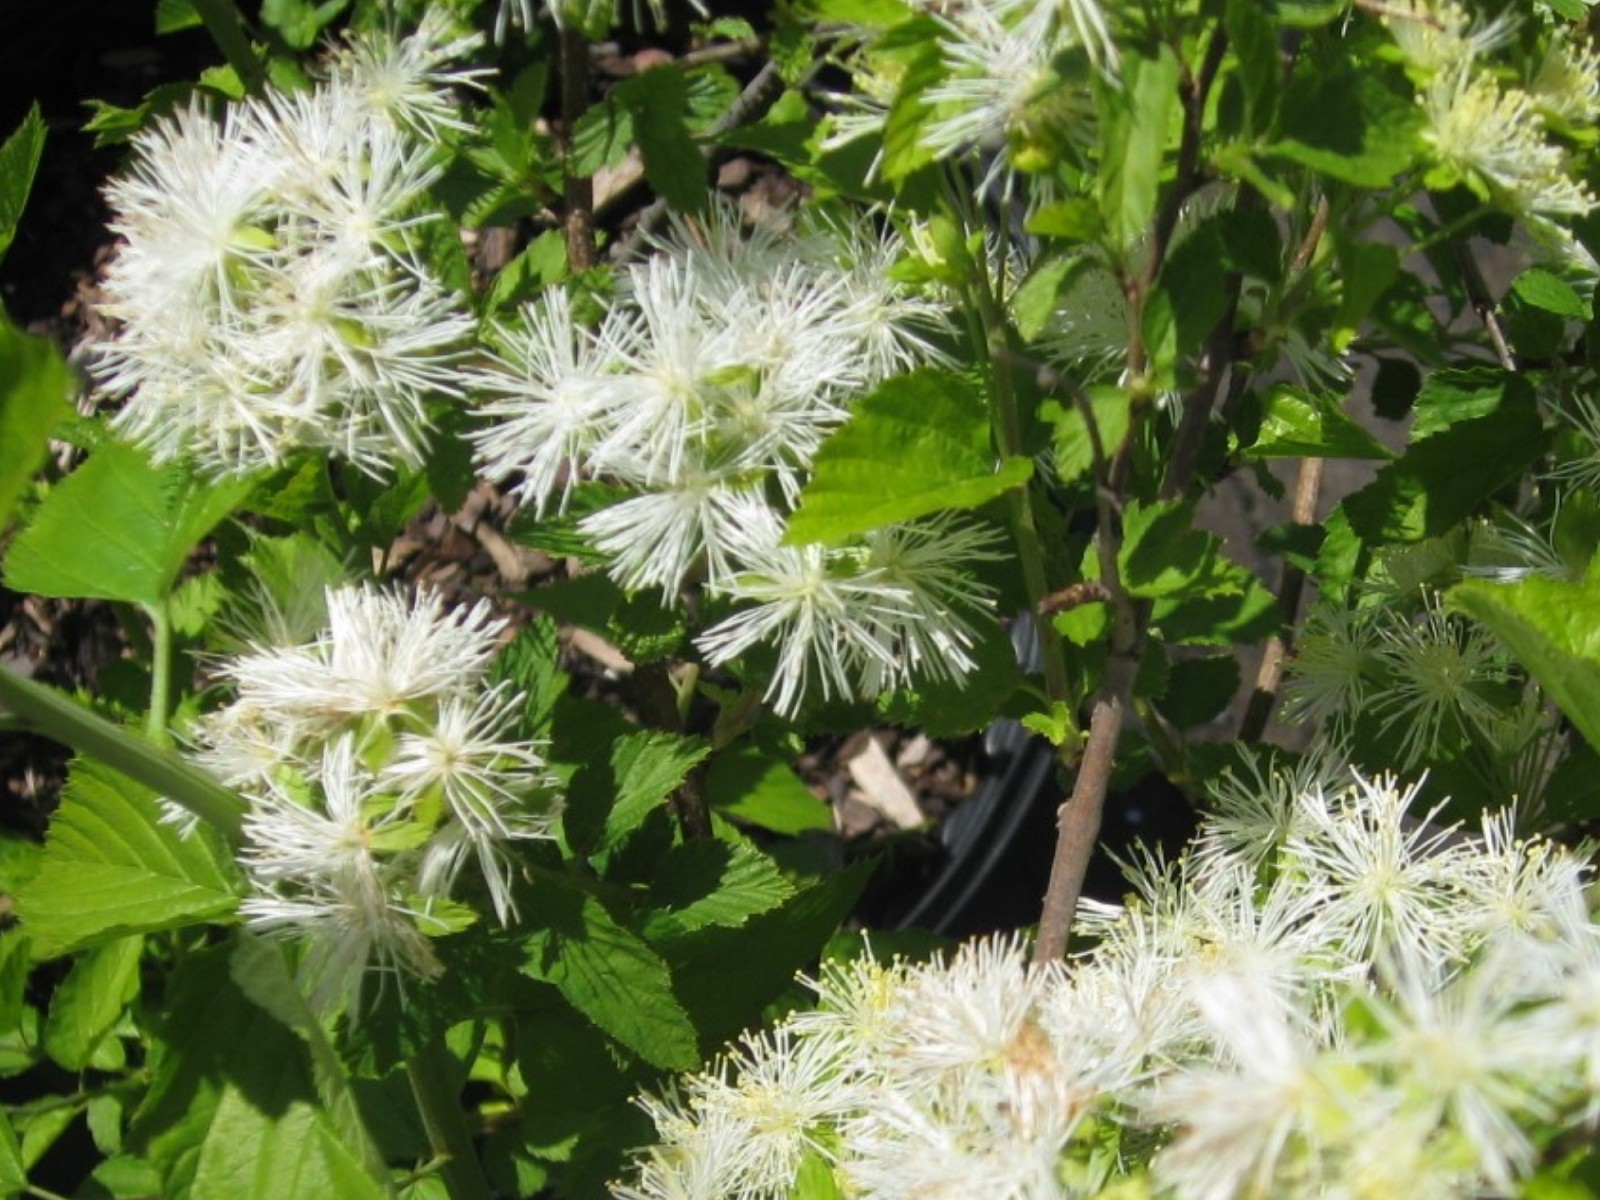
left=559, top=25, right=598, bottom=271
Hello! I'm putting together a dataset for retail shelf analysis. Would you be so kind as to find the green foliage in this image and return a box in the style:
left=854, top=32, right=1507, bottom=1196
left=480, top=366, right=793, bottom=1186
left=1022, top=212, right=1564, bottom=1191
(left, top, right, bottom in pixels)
left=0, top=318, right=70, bottom=531
left=4, top=441, right=249, bottom=607
left=703, top=747, right=833, bottom=835
left=785, top=370, right=1032, bottom=545
left=16, top=759, right=244, bottom=959
left=1451, top=564, right=1600, bottom=754
left=0, top=105, right=45, bottom=269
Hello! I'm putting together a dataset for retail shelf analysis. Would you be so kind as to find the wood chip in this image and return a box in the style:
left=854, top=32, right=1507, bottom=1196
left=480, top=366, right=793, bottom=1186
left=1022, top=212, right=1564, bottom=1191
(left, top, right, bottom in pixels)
left=846, top=736, right=924, bottom=829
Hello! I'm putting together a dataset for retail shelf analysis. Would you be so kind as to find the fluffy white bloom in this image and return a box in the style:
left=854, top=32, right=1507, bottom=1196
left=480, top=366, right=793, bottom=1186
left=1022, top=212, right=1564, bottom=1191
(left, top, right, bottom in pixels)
left=1369, top=596, right=1508, bottom=768
left=618, top=763, right=1600, bottom=1200
left=1281, top=602, right=1381, bottom=735
left=1286, top=773, right=1475, bottom=967
left=94, top=22, right=476, bottom=477
left=694, top=503, right=1000, bottom=717
left=196, top=583, right=561, bottom=1011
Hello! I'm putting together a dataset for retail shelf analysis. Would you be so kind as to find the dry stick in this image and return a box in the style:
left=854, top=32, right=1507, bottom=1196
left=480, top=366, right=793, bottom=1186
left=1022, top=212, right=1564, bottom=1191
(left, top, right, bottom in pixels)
left=1237, top=196, right=1334, bottom=742
left=1033, top=28, right=1230, bottom=966
left=1239, top=456, right=1325, bottom=742
left=559, top=25, right=598, bottom=271
left=1454, top=239, right=1518, bottom=373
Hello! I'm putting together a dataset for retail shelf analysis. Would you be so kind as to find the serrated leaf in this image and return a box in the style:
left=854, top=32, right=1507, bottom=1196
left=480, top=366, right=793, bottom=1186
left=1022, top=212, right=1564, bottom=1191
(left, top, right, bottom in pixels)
left=520, top=887, right=700, bottom=1069
left=1410, top=369, right=1534, bottom=441
left=5, top=441, right=250, bottom=606
left=490, top=618, right=569, bottom=737
left=259, top=0, right=349, bottom=49
left=192, top=1079, right=386, bottom=1200
left=572, top=100, right=634, bottom=178
left=703, top=747, right=832, bottom=834
left=1270, top=59, right=1419, bottom=186
left=876, top=610, right=1022, bottom=734
left=1249, top=385, right=1391, bottom=459
left=16, top=759, right=242, bottom=959
left=1049, top=385, right=1130, bottom=480
left=785, top=370, right=1031, bottom=545
left=616, top=66, right=707, bottom=213
left=0, top=105, right=45, bottom=267
left=1508, top=268, right=1590, bottom=319
left=42, top=935, right=142, bottom=1071
left=604, top=731, right=710, bottom=852
left=1450, top=567, right=1600, bottom=754
left=0, top=1108, right=24, bottom=1197
left=486, top=230, right=568, bottom=313
left=658, top=863, right=871, bottom=1047
left=1342, top=403, right=1544, bottom=545
left=155, top=0, right=203, bottom=32
left=642, top=841, right=794, bottom=938
left=0, top=318, right=70, bottom=532
left=1097, top=46, right=1178, bottom=255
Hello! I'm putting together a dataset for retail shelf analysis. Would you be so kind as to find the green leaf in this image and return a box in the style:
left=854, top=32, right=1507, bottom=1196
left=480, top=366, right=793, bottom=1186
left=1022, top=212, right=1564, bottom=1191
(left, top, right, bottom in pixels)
left=0, top=105, right=46, bottom=267
left=1119, top=500, right=1212, bottom=599
left=784, top=370, right=1032, bottom=545
left=1450, top=567, right=1600, bottom=754
left=1410, top=369, right=1534, bottom=441
left=520, top=887, right=700, bottom=1069
left=1270, top=59, right=1419, bottom=186
left=878, top=38, right=943, bottom=183
left=1097, top=45, right=1179, bottom=256
left=572, top=99, right=634, bottom=178
left=0, top=318, right=70, bottom=532
left=703, top=747, right=832, bottom=834
left=642, top=840, right=794, bottom=938
left=606, top=731, right=711, bottom=852
left=1155, top=654, right=1241, bottom=728
left=1225, top=0, right=1280, bottom=135
left=16, top=759, right=242, bottom=959
left=1508, top=268, right=1590, bottom=319
left=491, top=618, right=569, bottom=738
left=875, top=610, right=1022, bottom=734
left=1248, top=385, right=1392, bottom=459
left=1012, top=255, right=1077, bottom=342
left=533, top=570, right=687, bottom=665
left=258, top=0, right=348, bottom=49
left=486, top=231, right=568, bottom=313
left=1342, top=402, right=1544, bottom=544
left=155, top=0, right=203, bottom=32
left=192, top=1077, right=387, bottom=1200
left=616, top=66, right=707, bottom=213
left=0, top=1110, right=23, bottom=1199
left=5, top=441, right=250, bottom=606
left=658, top=862, right=871, bottom=1048
left=42, top=935, right=142, bottom=1071
left=1048, top=386, right=1130, bottom=480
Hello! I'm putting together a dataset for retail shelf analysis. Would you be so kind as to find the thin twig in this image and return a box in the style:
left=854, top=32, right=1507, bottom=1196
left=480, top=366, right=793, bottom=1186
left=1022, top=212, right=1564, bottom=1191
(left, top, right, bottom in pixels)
left=614, top=61, right=788, bottom=256
left=1239, top=455, right=1325, bottom=742
left=559, top=26, right=598, bottom=271
left=1454, top=240, right=1518, bottom=372
left=1033, top=23, right=1230, bottom=966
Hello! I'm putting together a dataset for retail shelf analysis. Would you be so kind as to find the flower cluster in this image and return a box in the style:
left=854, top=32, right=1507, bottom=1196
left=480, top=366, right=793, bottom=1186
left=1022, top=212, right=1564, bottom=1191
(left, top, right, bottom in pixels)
left=474, top=206, right=1002, bottom=716
left=190, top=583, right=561, bottom=1011
left=1387, top=1, right=1598, bottom=219
left=616, top=762, right=1600, bottom=1200
left=94, top=14, right=481, bottom=477
left=819, top=0, right=1113, bottom=192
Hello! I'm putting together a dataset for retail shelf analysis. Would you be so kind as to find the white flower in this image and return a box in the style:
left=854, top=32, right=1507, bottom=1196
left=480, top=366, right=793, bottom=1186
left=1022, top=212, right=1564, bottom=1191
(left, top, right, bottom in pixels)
left=222, top=585, right=504, bottom=734
left=1142, top=975, right=1344, bottom=1200
left=1369, top=596, right=1507, bottom=767
left=94, top=24, right=476, bottom=478
left=325, top=10, right=487, bottom=139
left=238, top=737, right=442, bottom=1011
left=472, top=286, right=642, bottom=515
left=1360, top=953, right=1554, bottom=1192
left=383, top=684, right=561, bottom=922
left=1422, top=67, right=1595, bottom=218
left=1285, top=772, right=1475, bottom=967
left=1281, top=602, right=1381, bottom=736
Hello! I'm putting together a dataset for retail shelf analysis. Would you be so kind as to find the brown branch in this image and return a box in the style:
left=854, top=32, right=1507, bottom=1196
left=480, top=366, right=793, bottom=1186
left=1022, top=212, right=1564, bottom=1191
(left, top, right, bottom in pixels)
left=1239, top=455, right=1325, bottom=741
left=1033, top=23, right=1231, bottom=964
left=559, top=25, right=598, bottom=271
